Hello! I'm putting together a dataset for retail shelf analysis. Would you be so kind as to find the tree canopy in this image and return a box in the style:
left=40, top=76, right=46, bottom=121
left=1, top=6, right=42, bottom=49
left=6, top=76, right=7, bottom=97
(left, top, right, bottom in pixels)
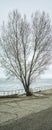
left=0, top=10, right=52, bottom=95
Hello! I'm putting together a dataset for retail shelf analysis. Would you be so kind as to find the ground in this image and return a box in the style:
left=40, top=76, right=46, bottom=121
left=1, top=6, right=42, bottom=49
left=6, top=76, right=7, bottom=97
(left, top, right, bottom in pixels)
left=0, top=89, right=52, bottom=130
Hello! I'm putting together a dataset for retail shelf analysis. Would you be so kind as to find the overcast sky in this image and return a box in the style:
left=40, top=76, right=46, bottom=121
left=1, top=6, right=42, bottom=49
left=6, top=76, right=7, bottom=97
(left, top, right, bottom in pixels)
left=0, top=0, right=52, bottom=79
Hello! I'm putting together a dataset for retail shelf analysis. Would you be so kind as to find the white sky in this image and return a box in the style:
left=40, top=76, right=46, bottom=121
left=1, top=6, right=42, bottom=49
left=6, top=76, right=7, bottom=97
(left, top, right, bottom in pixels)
left=0, top=0, right=52, bottom=79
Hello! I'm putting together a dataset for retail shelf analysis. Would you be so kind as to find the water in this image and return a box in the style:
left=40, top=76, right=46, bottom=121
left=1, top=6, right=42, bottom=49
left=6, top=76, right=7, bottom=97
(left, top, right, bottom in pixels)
left=31, top=79, right=52, bottom=92
left=0, top=78, right=25, bottom=95
left=0, top=78, right=52, bottom=95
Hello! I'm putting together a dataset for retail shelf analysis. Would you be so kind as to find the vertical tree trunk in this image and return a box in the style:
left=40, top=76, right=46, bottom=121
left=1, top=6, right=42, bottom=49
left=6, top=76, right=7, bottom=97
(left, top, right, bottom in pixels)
left=25, top=85, right=32, bottom=96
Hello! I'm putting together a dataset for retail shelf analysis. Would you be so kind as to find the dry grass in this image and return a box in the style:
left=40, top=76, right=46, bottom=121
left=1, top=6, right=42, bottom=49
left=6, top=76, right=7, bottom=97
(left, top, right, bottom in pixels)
left=39, top=88, right=52, bottom=95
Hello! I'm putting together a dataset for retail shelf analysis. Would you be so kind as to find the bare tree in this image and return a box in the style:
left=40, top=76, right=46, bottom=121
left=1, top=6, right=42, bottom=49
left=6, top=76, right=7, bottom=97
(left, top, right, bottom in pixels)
left=0, top=10, right=52, bottom=96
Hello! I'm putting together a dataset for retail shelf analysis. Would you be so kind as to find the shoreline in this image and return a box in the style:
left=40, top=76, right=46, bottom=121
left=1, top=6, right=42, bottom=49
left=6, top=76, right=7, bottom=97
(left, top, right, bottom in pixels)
left=0, top=88, right=52, bottom=98
left=0, top=84, right=52, bottom=96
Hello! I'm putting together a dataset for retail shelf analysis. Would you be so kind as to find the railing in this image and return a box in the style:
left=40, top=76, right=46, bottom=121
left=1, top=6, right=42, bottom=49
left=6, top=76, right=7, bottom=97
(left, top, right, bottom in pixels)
left=0, top=87, right=42, bottom=96
left=0, top=89, right=25, bottom=96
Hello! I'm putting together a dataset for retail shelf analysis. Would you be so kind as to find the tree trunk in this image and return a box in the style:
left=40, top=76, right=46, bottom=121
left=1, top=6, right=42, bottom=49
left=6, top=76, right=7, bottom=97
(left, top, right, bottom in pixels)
left=25, top=85, right=32, bottom=96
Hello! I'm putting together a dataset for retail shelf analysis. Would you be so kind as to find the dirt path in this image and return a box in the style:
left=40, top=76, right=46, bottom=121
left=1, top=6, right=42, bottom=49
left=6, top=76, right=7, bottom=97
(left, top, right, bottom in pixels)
left=0, top=107, right=52, bottom=130
left=0, top=93, right=52, bottom=124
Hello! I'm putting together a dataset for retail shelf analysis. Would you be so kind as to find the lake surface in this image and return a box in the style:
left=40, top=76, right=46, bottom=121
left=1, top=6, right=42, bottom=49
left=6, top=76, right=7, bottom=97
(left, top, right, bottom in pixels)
left=0, top=78, right=52, bottom=95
